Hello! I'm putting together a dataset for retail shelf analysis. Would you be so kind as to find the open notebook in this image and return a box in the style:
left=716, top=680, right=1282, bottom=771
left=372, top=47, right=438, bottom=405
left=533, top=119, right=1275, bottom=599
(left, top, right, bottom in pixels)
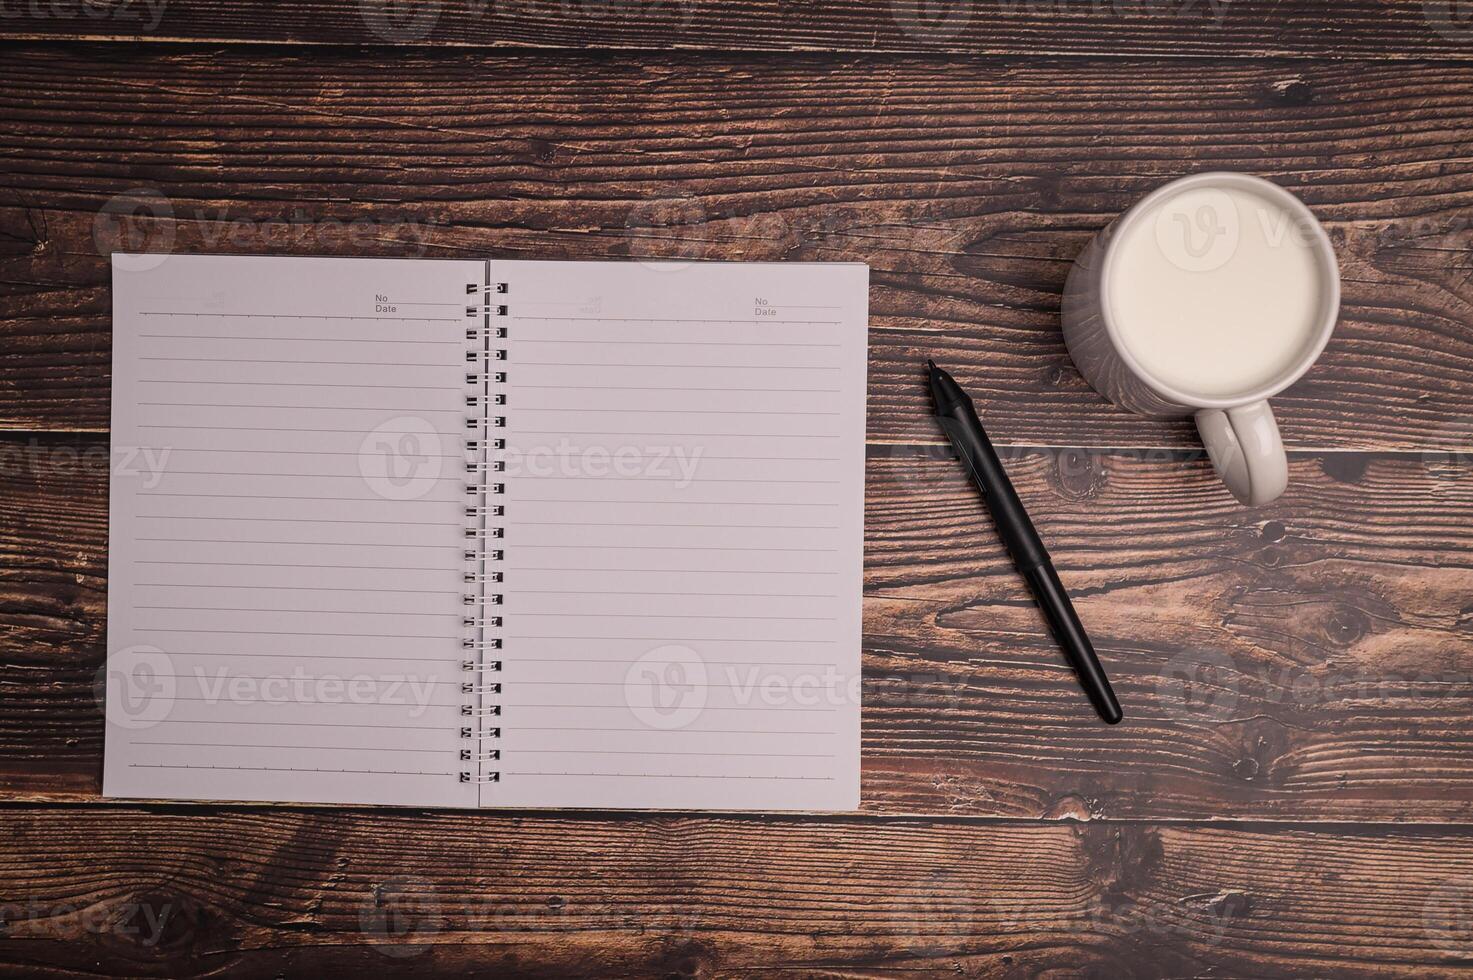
left=103, top=254, right=867, bottom=810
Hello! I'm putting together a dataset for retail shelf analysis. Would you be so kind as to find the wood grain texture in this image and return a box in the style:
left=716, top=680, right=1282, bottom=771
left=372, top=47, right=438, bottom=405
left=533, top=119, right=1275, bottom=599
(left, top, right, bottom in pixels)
left=2, top=33, right=1471, bottom=979
left=3, top=49, right=1473, bottom=448
left=0, top=807, right=1471, bottom=977
left=3, top=0, right=1473, bottom=59
left=5, top=432, right=1470, bottom=820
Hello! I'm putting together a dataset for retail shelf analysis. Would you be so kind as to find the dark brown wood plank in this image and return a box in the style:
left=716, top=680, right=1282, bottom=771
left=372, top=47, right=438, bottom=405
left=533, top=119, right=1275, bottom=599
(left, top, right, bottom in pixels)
left=3, top=0, right=1473, bottom=59
left=0, top=807, right=1469, bottom=977
left=5, top=432, right=1470, bottom=820
left=3, top=49, right=1473, bottom=448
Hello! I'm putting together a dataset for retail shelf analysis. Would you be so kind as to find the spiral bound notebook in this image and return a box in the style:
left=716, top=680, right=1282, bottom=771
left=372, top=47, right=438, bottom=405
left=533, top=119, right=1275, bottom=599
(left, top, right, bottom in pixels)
left=102, top=253, right=867, bottom=811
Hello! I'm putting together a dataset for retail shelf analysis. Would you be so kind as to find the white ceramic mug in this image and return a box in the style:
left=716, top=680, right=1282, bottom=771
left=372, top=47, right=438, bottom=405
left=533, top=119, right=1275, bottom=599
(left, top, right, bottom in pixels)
left=1061, top=172, right=1340, bottom=506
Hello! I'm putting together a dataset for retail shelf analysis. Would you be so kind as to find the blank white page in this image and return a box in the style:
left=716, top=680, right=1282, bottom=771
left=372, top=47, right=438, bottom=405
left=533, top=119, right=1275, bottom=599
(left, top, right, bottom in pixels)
left=488, top=261, right=867, bottom=810
left=104, top=254, right=481, bottom=807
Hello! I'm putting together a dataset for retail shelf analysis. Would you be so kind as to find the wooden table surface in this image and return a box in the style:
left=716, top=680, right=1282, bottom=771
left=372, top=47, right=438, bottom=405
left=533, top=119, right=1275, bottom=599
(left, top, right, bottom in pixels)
left=3, top=2, right=1473, bottom=976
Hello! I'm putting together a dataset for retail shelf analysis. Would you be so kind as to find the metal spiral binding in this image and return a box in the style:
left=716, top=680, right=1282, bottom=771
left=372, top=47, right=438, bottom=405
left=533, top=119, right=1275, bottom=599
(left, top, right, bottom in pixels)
left=459, top=277, right=509, bottom=787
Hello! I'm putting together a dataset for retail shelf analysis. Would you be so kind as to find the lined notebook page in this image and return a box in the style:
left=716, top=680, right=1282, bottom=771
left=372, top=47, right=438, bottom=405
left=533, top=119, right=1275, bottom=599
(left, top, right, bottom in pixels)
left=105, top=254, right=480, bottom=807
left=490, top=260, right=867, bottom=810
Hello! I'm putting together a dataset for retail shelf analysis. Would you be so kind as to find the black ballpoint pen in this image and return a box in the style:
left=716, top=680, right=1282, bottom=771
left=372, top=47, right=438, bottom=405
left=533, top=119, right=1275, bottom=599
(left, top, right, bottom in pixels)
left=927, top=359, right=1123, bottom=725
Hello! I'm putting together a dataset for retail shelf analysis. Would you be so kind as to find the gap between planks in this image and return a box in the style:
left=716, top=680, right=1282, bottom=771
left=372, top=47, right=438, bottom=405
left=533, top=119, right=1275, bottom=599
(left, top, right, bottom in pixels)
left=3, top=797, right=1473, bottom=833
left=0, top=429, right=1442, bottom=458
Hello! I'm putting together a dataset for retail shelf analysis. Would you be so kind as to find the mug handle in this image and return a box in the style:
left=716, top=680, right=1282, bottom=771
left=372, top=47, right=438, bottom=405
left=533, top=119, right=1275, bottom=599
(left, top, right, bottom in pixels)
left=1194, top=401, right=1288, bottom=507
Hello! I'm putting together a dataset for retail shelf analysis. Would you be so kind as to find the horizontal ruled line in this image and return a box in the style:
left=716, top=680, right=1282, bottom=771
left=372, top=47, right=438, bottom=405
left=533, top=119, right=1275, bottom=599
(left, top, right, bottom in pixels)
left=154, top=719, right=449, bottom=730
left=141, top=402, right=462, bottom=413
left=141, top=311, right=459, bottom=322
left=136, top=537, right=458, bottom=549
left=135, top=741, right=451, bottom=753
left=514, top=612, right=836, bottom=621
left=131, top=763, right=453, bottom=775
left=136, top=583, right=460, bottom=595
left=141, top=379, right=456, bottom=391
left=503, top=453, right=838, bottom=463
left=502, top=772, right=834, bottom=780
left=160, top=651, right=464, bottom=663
left=140, top=356, right=454, bottom=367
left=512, top=725, right=832, bottom=735
left=514, top=749, right=834, bottom=758
left=513, top=317, right=839, bottom=325
left=510, top=498, right=836, bottom=508
left=518, top=544, right=836, bottom=553
left=506, top=635, right=836, bottom=644
left=511, top=408, right=840, bottom=418
left=510, top=385, right=840, bottom=394
left=135, top=560, right=456, bottom=571
left=521, top=338, right=840, bottom=348
left=514, top=361, right=839, bottom=370
left=509, top=476, right=839, bottom=485
left=507, top=680, right=823, bottom=688
left=137, top=628, right=457, bottom=639
left=148, top=698, right=460, bottom=707
left=137, top=516, right=460, bottom=526
left=140, top=470, right=451, bottom=480
left=513, top=430, right=839, bottom=438
left=507, top=704, right=837, bottom=712
left=140, top=333, right=461, bottom=345
left=511, top=521, right=838, bottom=531
left=153, top=448, right=468, bottom=458
left=149, top=673, right=456, bottom=685
left=139, top=493, right=458, bottom=503
left=147, top=660, right=459, bottom=677
left=136, top=605, right=460, bottom=617
left=511, top=590, right=835, bottom=599
left=510, top=658, right=837, bottom=666
left=509, top=567, right=838, bottom=575
left=148, top=697, right=466, bottom=707
left=140, top=424, right=458, bottom=434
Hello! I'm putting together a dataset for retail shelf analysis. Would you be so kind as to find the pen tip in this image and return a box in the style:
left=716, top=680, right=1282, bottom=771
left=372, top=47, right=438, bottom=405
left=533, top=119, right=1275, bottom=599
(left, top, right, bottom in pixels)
left=925, top=358, right=937, bottom=374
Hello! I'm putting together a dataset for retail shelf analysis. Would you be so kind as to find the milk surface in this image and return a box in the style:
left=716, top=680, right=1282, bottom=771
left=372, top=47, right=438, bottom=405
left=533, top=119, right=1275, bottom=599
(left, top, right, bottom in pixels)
left=1106, top=184, right=1326, bottom=398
